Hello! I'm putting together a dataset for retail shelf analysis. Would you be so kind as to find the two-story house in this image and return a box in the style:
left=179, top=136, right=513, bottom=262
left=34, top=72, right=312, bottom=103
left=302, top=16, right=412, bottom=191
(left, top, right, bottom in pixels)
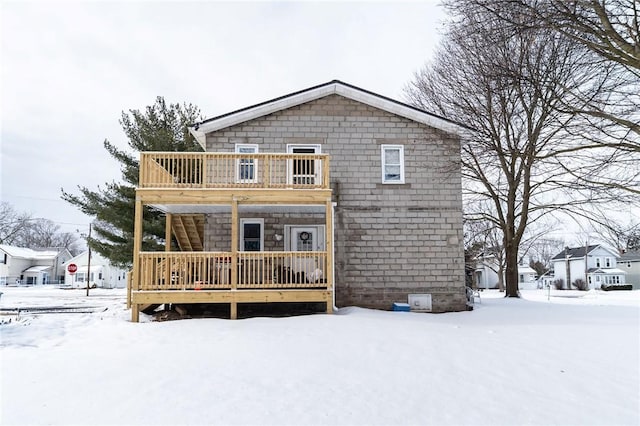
left=551, top=245, right=626, bottom=289
left=619, top=250, right=640, bottom=288
left=0, top=245, right=72, bottom=285
left=62, top=251, right=128, bottom=289
left=474, top=252, right=537, bottom=290
left=128, top=80, right=469, bottom=321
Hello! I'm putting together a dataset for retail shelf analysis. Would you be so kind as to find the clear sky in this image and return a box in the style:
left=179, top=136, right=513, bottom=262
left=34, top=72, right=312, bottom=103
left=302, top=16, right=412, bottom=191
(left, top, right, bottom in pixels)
left=1, top=0, right=447, bottom=234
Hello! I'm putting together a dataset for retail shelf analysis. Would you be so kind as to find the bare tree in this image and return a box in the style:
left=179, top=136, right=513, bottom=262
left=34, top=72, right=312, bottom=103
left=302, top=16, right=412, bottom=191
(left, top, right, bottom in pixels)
left=0, top=202, right=81, bottom=252
left=467, top=0, right=640, bottom=198
left=465, top=218, right=507, bottom=291
left=589, top=216, right=640, bottom=254
left=405, top=1, right=623, bottom=297
left=529, top=237, right=565, bottom=267
left=0, top=202, right=33, bottom=245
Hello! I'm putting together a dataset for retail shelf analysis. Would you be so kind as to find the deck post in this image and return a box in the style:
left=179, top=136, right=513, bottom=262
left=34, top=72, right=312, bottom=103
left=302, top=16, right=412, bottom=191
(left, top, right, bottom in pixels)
left=165, top=213, right=173, bottom=250
left=230, top=197, right=239, bottom=319
left=132, top=302, right=140, bottom=323
left=325, top=199, right=334, bottom=314
left=164, top=213, right=173, bottom=310
left=131, top=197, right=143, bottom=323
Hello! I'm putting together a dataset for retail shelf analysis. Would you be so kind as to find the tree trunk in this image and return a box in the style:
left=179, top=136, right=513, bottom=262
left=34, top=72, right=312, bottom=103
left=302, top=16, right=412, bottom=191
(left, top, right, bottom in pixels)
left=497, top=266, right=505, bottom=292
left=504, top=249, right=520, bottom=297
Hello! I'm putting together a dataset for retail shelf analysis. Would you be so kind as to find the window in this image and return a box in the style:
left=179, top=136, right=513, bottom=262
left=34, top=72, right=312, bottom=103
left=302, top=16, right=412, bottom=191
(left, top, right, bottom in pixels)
left=381, top=145, right=405, bottom=183
left=595, top=257, right=601, bottom=268
left=605, top=257, right=611, bottom=268
left=240, top=219, right=264, bottom=251
left=628, top=262, right=632, bottom=268
left=235, top=144, right=258, bottom=183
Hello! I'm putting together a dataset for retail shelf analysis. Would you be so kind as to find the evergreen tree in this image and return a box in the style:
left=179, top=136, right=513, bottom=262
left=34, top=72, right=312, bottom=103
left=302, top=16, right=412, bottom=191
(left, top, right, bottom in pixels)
left=62, top=97, right=202, bottom=267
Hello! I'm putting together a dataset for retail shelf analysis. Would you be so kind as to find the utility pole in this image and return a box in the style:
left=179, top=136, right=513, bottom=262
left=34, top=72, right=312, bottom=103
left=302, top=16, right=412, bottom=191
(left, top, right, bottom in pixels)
left=86, top=223, right=92, bottom=297
left=585, top=240, right=589, bottom=290
left=565, top=246, right=571, bottom=290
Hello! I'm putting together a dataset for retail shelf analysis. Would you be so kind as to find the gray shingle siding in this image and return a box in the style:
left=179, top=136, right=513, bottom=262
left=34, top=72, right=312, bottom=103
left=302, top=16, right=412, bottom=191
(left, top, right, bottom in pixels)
left=204, top=94, right=466, bottom=312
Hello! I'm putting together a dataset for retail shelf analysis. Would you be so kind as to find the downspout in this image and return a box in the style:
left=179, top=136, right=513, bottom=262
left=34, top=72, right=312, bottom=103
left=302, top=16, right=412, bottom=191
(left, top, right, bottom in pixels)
left=332, top=202, right=337, bottom=311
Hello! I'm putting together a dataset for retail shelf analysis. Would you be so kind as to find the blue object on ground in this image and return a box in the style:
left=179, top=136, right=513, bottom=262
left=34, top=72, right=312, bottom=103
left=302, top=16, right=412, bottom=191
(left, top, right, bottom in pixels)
left=392, top=302, right=410, bottom=312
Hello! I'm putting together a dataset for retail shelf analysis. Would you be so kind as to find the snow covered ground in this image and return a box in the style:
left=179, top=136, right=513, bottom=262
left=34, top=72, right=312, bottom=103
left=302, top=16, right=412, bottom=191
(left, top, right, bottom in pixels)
left=1, top=286, right=638, bottom=426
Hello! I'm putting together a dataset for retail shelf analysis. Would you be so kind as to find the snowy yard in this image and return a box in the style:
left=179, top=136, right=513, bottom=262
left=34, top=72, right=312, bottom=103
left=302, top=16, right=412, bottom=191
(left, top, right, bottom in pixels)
left=1, top=286, right=638, bottom=426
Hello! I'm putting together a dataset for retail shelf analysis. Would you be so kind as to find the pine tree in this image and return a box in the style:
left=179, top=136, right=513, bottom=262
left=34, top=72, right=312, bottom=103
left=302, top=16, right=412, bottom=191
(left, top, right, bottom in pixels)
left=62, top=97, right=202, bottom=268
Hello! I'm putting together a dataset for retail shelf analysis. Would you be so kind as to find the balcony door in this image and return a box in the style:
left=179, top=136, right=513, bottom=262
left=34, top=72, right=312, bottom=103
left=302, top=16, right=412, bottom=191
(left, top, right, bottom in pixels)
left=287, top=144, right=321, bottom=185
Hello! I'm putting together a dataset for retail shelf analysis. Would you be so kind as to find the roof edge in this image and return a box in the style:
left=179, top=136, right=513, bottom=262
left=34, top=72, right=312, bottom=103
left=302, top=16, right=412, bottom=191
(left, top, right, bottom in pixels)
left=188, top=80, right=472, bottom=147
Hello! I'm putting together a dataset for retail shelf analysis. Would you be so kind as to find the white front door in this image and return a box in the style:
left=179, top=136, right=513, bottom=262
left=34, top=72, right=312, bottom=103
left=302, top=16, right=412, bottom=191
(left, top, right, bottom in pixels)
left=289, top=226, right=323, bottom=252
left=287, top=226, right=325, bottom=282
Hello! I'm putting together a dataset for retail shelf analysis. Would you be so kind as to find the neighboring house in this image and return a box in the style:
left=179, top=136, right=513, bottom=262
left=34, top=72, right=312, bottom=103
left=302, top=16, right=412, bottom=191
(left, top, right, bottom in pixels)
left=62, top=251, right=128, bottom=289
left=474, top=253, right=537, bottom=290
left=0, top=245, right=72, bottom=285
left=128, top=80, right=468, bottom=321
left=551, top=245, right=625, bottom=289
left=619, top=250, right=640, bottom=288
left=537, top=270, right=555, bottom=289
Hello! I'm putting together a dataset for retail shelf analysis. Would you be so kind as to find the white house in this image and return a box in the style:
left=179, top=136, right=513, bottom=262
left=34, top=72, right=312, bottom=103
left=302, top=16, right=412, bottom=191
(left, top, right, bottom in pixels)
left=62, top=251, right=127, bottom=289
left=0, top=245, right=72, bottom=285
left=619, top=250, right=640, bottom=288
left=475, top=253, right=537, bottom=290
left=551, top=245, right=625, bottom=289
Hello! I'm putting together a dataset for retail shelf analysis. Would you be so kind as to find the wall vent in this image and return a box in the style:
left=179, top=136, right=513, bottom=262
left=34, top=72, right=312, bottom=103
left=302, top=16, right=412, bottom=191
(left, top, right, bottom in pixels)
left=408, top=294, right=432, bottom=312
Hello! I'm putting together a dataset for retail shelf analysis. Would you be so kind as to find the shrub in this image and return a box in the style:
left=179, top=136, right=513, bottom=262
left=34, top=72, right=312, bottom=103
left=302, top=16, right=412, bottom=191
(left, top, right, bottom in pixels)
left=601, top=284, right=633, bottom=291
left=573, top=279, right=588, bottom=291
left=553, top=279, right=564, bottom=290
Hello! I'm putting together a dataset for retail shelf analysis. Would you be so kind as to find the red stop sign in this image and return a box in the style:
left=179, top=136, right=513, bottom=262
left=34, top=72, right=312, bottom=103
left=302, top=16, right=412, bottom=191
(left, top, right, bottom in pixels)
left=67, top=263, right=78, bottom=274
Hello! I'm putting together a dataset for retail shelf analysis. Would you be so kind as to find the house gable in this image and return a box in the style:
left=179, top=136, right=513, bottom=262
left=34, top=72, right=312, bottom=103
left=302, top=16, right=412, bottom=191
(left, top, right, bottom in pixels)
left=190, top=80, right=471, bottom=148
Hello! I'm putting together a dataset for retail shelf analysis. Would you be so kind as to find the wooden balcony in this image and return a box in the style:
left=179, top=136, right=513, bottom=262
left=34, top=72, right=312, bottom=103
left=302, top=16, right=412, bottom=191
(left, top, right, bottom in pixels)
left=139, top=152, right=330, bottom=190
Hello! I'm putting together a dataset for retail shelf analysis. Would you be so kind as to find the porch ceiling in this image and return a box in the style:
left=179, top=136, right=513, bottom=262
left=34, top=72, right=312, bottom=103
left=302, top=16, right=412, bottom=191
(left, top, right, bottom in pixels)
left=150, top=204, right=326, bottom=215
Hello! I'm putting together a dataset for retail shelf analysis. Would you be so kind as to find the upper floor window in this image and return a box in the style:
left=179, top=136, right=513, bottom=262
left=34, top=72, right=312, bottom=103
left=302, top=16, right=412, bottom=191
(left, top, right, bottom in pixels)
left=235, top=144, right=258, bottom=182
left=381, top=145, right=405, bottom=184
left=595, top=257, right=601, bottom=268
left=605, top=257, right=611, bottom=268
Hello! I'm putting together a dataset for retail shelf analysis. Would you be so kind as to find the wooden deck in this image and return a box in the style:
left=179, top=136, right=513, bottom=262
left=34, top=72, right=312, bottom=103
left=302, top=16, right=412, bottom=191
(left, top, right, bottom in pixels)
left=130, top=152, right=334, bottom=321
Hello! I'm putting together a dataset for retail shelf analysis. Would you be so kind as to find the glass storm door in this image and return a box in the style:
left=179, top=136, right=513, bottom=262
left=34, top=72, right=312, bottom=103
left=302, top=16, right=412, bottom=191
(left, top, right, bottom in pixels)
left=290, top=227, right=320, bottom=252
left=288, top=226, right=325, bottom=282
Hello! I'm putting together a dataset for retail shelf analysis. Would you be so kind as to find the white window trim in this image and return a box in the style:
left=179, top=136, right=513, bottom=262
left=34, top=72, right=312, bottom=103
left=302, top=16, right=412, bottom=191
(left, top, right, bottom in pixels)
left=235, top=144, right=259, bottom=183
left=239, top=218, right=264, bottom=251
left=605, top=257, right=612, bottom=268
left=286, top=144, right=322, bottom=154
left=286, top=144, right=322, bottom=186
left=381, top=144, right=405, bottom=184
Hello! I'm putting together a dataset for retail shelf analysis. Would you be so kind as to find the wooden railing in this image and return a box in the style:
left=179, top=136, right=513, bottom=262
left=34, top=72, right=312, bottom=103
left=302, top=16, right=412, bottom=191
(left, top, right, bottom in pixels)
left=135, top=251, right=328, bottom=291
left=139, top=152, right=330, bottom=189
